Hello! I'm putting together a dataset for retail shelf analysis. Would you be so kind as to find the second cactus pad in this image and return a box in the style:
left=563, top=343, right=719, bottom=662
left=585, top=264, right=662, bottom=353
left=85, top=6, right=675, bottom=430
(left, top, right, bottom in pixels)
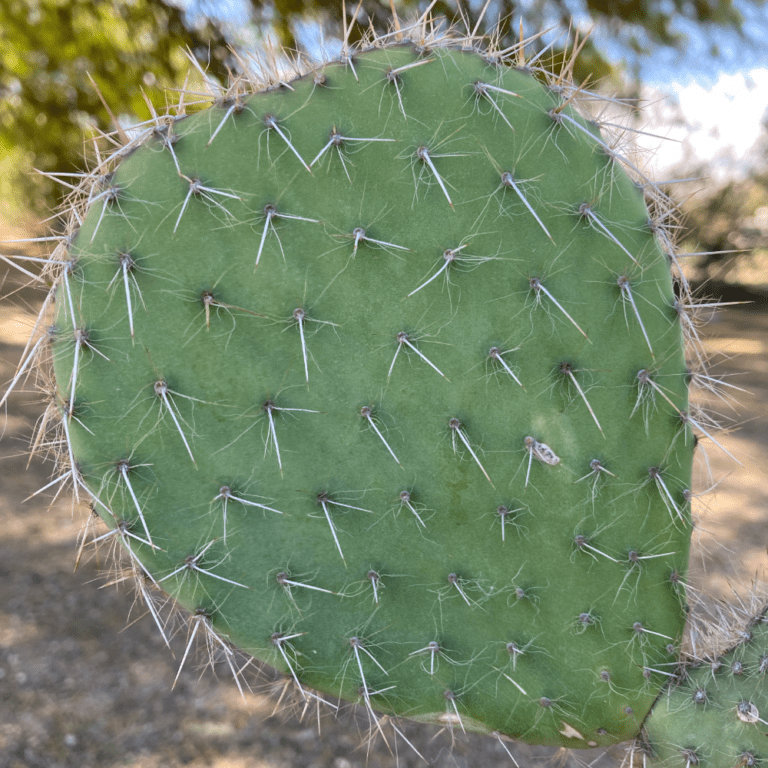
left=53, top=43, right=694, bottom=747
left=643, top=613, right=768, bottom=767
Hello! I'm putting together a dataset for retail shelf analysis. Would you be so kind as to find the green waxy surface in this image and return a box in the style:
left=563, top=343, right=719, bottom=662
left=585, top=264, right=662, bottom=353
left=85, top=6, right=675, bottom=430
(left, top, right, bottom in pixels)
left=643, top=615, right=768, bottom=767
left=52, top=44, right=694, bottom=746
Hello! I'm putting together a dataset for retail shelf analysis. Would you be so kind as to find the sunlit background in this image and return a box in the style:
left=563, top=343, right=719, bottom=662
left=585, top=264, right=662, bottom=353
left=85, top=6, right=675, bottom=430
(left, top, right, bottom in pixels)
left=1, top=1, right=767, bottom=766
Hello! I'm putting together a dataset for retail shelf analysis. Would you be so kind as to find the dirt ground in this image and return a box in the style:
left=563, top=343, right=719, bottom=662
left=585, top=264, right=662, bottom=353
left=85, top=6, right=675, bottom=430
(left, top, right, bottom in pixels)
left=1, top=250, right=766, bottom=767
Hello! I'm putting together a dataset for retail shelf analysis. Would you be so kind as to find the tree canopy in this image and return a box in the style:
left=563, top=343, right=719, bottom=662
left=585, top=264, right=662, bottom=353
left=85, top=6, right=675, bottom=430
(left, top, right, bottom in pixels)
left=0, top=0, right=230, bottom=218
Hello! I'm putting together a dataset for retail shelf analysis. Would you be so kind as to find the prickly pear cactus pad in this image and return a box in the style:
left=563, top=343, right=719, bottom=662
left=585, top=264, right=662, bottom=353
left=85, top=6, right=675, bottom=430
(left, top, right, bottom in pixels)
left=46, top=40, right=696, bottom=748
left=642, top=613, right=768, bottom=767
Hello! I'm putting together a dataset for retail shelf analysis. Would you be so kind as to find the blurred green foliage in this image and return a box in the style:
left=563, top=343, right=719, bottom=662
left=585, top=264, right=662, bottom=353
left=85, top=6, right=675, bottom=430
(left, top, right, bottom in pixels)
left=584, top=0, right=743, bottom=46
left=0, top=0, right=754, bottom=224
left=0, top=0, right=230, bottom=220
left=679, top=167, right=768, bottom=286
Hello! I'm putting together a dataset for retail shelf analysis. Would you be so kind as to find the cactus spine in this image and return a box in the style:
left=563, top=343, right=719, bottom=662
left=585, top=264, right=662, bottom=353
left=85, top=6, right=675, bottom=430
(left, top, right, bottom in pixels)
left=3, top=18, right=756, bottom=762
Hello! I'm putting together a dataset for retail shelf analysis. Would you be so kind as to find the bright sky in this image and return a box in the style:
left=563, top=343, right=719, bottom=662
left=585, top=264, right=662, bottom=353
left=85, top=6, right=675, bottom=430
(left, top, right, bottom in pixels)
left=592, top=0, right=768, bottom=181
left=641, top=68, right=768, bottom=182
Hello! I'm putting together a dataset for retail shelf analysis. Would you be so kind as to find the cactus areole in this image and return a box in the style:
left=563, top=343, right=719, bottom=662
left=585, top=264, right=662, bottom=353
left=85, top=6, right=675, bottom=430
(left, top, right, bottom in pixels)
left=49, top=41, right=697, bottom=748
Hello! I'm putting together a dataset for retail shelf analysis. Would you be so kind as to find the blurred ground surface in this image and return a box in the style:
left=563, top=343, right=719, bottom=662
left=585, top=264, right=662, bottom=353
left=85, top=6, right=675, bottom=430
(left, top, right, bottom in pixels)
left=1, top=249, right=766, bottom=767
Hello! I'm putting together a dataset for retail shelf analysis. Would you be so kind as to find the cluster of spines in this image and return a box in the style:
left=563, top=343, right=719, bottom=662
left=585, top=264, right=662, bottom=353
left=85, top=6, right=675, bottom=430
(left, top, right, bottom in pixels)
left=0, top=10, right=735, bottom=757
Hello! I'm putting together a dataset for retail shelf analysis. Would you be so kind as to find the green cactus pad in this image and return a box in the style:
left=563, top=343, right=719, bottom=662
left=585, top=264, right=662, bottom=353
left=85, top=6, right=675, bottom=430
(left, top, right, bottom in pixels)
left=50, top=42, right=694, bottom=747
left=643, top=613, right=768, bottom=767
